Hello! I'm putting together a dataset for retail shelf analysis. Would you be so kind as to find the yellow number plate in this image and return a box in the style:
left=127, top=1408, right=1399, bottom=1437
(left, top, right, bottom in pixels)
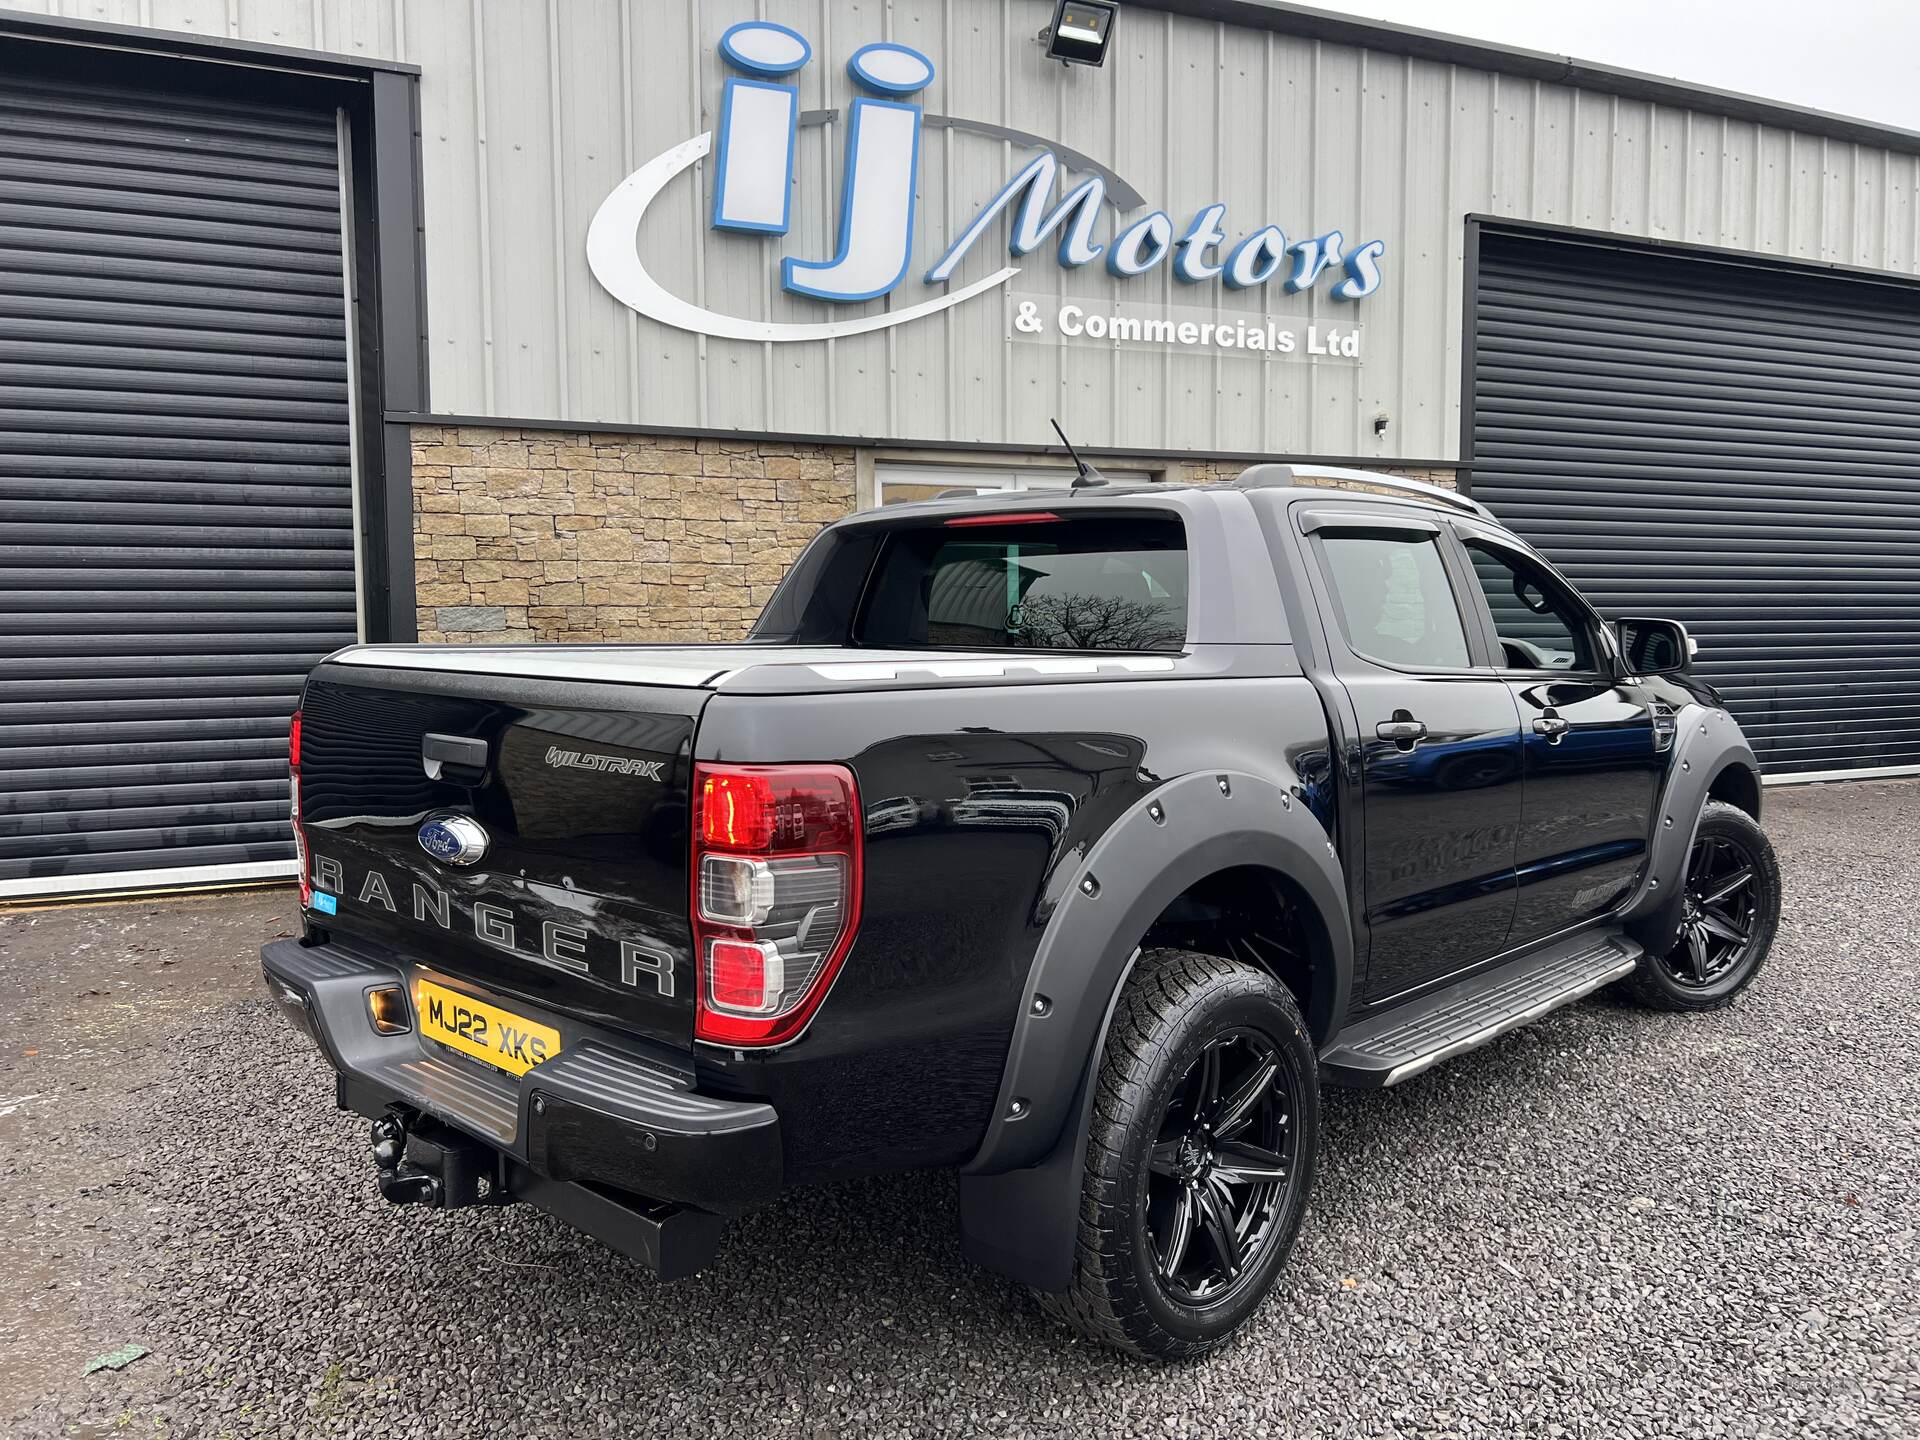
left=413, top=978, right=561, bottom=1076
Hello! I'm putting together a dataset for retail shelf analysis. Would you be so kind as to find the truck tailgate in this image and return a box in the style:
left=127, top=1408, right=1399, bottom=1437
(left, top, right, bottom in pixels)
left=295, top=662, right=704, bottom=1056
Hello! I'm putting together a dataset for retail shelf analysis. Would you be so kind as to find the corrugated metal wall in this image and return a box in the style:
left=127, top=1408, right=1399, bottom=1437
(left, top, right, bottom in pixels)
left=15, top=0, right=1920, bottom=461
left=1470, top=226, right=1920, bottom=778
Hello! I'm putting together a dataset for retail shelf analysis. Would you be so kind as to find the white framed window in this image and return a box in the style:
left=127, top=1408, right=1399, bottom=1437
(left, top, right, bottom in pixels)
left=871, top=462, right=1153, bottom=508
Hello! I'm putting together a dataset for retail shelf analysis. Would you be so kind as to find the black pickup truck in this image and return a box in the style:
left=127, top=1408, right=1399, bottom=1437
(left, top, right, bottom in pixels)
left=263, top=464, right=1779, bottom=1358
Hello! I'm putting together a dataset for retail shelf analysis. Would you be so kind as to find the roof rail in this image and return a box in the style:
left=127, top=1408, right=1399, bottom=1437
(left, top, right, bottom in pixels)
left=1233, top=463, right=1494, bottom=520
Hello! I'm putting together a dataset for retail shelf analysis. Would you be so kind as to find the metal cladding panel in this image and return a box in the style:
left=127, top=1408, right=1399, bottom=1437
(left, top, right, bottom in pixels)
left=0, top=68, right=354, bottom=891
left=1469, top=226, right=1920, bottom=777
left=11, top=0, right=1913, bottom=457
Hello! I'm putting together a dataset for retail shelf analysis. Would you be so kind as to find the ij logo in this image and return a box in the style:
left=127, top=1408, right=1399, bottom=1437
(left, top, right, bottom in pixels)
left=586, top=21, right=1386, bottom=343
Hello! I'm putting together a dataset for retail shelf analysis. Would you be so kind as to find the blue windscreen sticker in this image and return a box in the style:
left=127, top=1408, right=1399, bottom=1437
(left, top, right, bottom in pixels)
left=312, top=892, right=338, bottom=915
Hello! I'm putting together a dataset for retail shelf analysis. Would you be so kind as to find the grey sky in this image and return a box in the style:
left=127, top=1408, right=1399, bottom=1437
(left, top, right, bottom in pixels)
left=1288, top=0, right=1920, bottom=131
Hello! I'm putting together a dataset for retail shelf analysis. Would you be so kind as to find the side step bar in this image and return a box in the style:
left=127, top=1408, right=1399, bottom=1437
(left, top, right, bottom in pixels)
left=1320, top=931, right=1643, bottom=1087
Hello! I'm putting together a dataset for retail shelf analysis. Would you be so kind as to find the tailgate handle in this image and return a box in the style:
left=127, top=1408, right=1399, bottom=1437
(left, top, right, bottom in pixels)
left=422, top=733, right=489, bottom=782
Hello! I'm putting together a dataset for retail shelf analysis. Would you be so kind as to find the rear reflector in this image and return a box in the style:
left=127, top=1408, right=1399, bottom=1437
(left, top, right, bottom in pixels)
left=706, top=938, right=785, bottom=1015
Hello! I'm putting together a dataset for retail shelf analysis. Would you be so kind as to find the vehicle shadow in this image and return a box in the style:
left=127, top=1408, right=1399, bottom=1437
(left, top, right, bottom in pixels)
left=432, top=993, right=1638, bottom=1378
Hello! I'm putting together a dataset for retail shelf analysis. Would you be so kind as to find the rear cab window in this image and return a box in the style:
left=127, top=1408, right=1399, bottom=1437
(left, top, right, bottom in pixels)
left=1316, top=530, right=1472, bottom=670
left=853, top=514, right=1189, bottom=652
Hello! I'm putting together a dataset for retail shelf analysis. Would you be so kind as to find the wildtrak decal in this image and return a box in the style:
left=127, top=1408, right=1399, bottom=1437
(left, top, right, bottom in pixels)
left=543, top=746, right=665, bottom=781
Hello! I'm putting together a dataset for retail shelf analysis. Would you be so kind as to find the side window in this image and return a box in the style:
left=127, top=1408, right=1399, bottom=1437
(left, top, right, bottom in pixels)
left=1318, top=531, right=1472, bottom=670
left=1464, top=541, right=1597, bottom=672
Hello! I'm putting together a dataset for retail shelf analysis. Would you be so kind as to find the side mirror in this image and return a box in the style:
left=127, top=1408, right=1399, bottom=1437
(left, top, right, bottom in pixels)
left=1614, top=617, right=1694, bottom=676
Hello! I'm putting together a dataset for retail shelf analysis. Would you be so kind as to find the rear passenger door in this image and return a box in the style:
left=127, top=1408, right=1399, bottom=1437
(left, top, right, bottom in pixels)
left=1454, top=529, right=1664, bottom=948
left=1300, top=511, right=1524, bottom=1001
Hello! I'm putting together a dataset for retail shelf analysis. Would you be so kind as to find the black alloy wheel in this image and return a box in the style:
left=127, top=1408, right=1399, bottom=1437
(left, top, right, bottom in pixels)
left=1616, top=799, right=1780, bottom=1012
left=1038, top=949, right=1319, bottom=1360
left=1147, top=1030, right=1297, bottom=1307
left=1661, top=832, right=1762, bottom=988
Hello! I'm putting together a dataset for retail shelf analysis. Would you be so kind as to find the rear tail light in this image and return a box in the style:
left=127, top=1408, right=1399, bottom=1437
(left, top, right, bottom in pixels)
left=289, top=708, right=310, bottom=910
left=691, top=763, right=862, bottom=1047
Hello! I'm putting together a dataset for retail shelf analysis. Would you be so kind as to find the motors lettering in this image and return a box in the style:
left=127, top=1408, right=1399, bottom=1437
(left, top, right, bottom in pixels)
left=309, top=853, right=675, bottom=997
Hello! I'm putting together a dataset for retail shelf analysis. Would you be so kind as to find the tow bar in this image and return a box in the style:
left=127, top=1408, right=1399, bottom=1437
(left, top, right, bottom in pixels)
left=370, top=1109, right=509, bottom=1209
left=364, top=1103, right=726, bottom=1278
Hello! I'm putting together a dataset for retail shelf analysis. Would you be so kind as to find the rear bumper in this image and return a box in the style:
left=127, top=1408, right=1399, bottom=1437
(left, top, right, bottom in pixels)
left=261, top=938, right=782, bottom=1265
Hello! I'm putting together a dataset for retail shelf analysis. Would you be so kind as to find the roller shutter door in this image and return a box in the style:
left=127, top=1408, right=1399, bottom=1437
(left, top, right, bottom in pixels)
left=0, top=70, right=357, bottom=898
left=1469, top=226, right=1920, bottom=779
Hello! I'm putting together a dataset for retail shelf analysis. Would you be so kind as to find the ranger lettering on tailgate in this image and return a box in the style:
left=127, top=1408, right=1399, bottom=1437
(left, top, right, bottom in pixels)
left=309, top=853, right=676, bottom=996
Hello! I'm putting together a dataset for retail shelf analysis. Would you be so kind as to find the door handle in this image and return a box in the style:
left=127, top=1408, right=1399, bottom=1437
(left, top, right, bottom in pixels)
left=1532, top=711, right=1570, bottom=742
left=422, top=732, right=489, bottom=782
left=1375, top=716, right=1427, bottom=744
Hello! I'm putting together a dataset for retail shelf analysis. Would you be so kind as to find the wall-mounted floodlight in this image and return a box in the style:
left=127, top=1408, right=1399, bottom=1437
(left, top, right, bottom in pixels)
left=1043, top=0, right=1118, bottom=68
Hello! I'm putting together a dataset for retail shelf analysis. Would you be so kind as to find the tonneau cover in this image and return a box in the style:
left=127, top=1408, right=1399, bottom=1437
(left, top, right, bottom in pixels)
left=325, top=643, right=1182, bottom=693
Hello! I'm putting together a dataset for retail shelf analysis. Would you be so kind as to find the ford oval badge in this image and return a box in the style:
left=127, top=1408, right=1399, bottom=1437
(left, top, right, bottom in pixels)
left=418, top=814, right=488, bottom=867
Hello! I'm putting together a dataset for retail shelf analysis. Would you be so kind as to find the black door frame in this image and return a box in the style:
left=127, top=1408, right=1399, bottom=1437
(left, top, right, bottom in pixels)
left=0, top=9, right=428, bottom=642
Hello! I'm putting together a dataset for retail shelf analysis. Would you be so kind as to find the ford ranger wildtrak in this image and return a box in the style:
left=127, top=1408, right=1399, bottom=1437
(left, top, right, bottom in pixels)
left=261, top=464, right=1779, bottom=1358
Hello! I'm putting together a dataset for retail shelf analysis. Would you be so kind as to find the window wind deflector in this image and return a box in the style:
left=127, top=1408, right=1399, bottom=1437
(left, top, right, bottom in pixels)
left=1298, top=508, right=1441, bottom=536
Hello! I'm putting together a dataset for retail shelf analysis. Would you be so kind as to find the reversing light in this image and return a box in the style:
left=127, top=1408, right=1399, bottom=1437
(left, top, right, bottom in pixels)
left=690, top=763, right=862, bottom=1047
left=700, top=854, right=778, bottom=926
left=366, top=985, right=411, bottom=1035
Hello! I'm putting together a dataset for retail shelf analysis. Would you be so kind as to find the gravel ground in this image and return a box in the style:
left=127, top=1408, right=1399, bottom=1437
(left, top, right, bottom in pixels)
left=5, top=779, right=1918, bottom=1438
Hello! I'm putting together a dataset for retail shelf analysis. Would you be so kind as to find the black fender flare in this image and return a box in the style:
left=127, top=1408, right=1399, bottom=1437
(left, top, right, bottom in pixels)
left=955, top=768, right=1353, bottom=1292
left=1620, top=702, right=1761, bottom=950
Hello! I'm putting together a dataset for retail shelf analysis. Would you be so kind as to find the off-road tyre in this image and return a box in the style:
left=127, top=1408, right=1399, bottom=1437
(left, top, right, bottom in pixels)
left=1616, top=800, right=1781, bottom=1012
left=1036, top=948, right=1318, bottom=1360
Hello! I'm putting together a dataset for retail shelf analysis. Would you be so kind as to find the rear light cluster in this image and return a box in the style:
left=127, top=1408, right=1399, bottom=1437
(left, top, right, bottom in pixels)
left=691, top=763, right=862, bottom=1047
left=289, top=709, right=310, bottom=909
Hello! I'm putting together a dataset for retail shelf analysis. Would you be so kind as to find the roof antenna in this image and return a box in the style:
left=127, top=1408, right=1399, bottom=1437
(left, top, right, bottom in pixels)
left=1050, top=417, right=1107, bottom=488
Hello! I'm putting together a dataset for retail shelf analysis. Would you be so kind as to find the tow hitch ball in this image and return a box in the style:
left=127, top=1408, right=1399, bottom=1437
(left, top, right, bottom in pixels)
left=370, top=1115, right=440, bottom=1206
left=370, top=1111, right=503, bottom=1209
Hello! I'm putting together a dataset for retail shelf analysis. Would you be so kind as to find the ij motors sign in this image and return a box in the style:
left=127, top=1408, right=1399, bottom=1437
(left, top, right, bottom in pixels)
left=586, top=21, right=1385, bottom=353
